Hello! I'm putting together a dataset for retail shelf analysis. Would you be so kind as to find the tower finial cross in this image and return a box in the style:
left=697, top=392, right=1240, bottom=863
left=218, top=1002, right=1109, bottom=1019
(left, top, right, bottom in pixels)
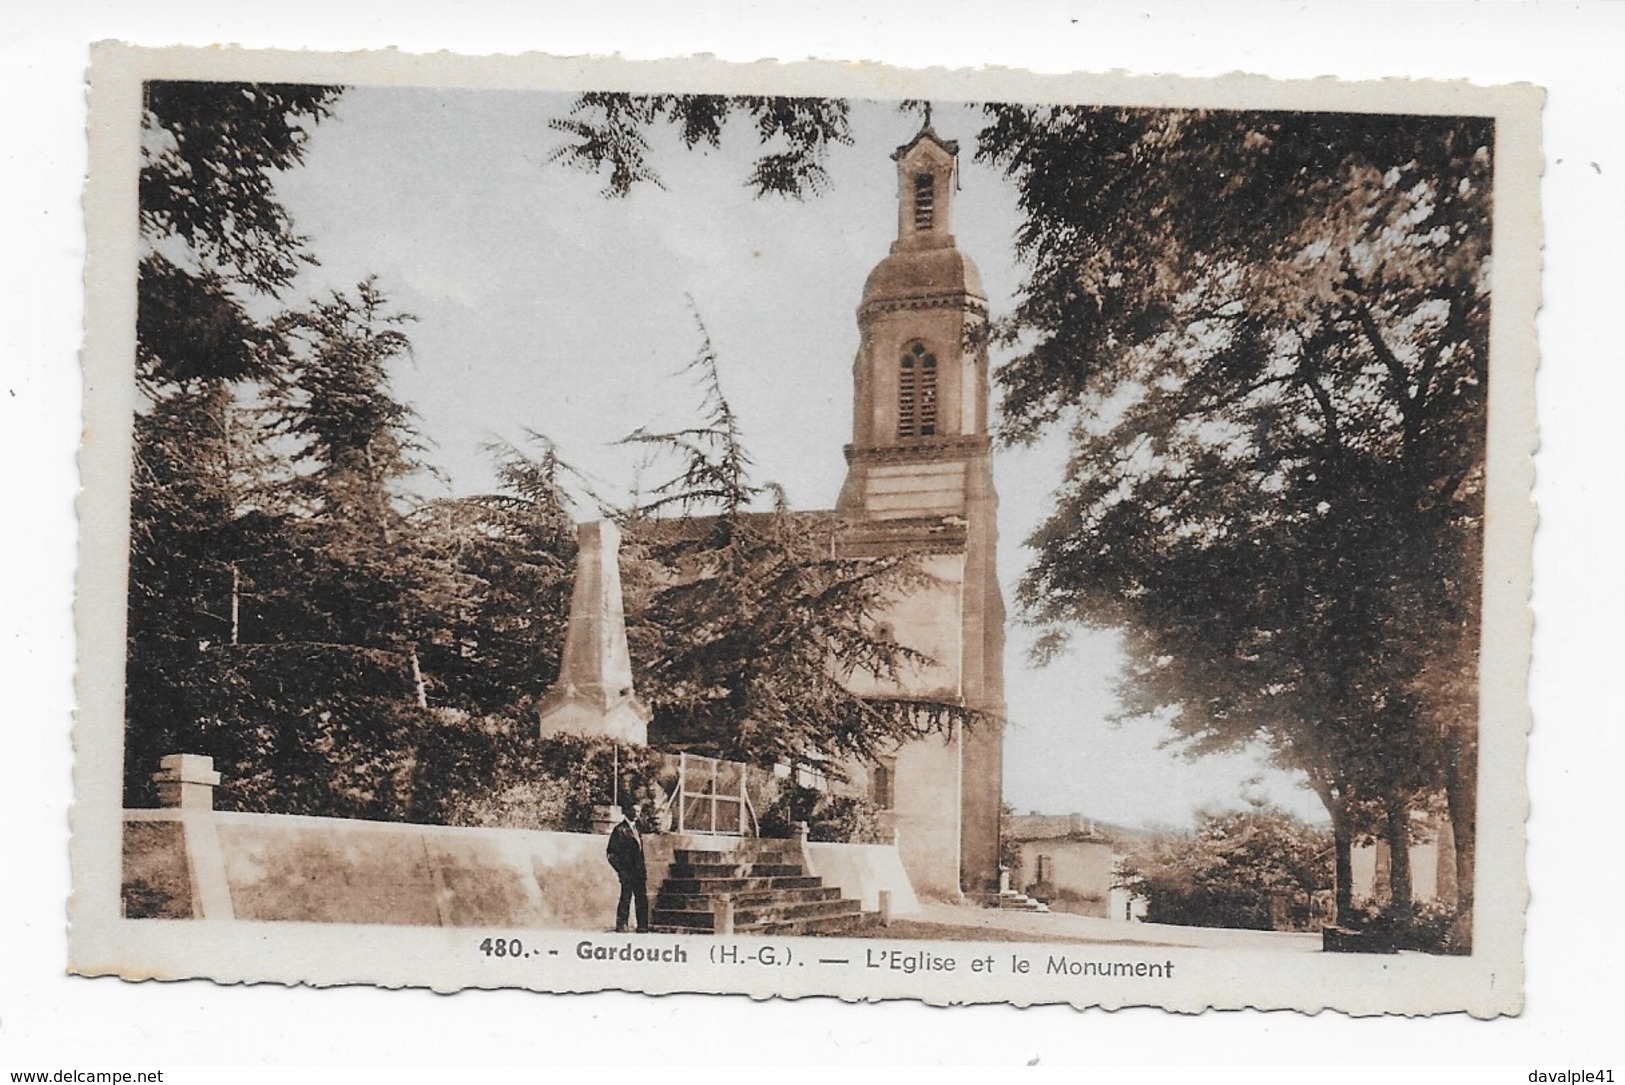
left=922, top=101, right=933, bottom=129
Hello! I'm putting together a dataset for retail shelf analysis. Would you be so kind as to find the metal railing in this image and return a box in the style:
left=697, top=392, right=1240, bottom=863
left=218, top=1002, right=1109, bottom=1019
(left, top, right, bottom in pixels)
left=657, top=751, right=758, bottom=836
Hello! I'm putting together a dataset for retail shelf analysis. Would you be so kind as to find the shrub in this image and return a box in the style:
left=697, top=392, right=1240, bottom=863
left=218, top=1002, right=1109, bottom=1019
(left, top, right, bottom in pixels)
left=1348, top=900, right=1464, bottom=954
left=411, top=714, right=665, bottom=832
left=757, top=781, right=888, bottom=843
left=1116, top=804, right=1334, bottom=932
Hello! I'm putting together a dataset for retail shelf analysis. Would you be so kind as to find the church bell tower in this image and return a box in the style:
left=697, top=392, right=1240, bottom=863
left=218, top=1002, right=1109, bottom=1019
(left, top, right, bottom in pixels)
left=837, top=119, right=1006, bottom=898
left=837, top=121, right=992, bottom=520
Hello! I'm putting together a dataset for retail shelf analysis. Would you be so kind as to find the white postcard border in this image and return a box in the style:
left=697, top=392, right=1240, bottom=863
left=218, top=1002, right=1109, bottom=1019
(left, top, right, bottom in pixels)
left=71, top=43, right=1540, bottom=1018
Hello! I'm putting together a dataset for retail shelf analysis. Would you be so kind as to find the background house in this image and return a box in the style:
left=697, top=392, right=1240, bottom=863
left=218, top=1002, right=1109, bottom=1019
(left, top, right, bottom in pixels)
left=1004, top=812, right=1148, bottom=921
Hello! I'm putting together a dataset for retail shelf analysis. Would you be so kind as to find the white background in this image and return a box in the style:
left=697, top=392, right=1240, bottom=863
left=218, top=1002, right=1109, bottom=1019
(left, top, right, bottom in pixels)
left=4, top=0, right=1621, bottom=1071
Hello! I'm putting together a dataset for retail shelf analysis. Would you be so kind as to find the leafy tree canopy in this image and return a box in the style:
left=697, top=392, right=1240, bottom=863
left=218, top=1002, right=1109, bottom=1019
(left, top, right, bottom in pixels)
left=550, top=92, right=854, bottom=199
left=974, top=106, right=1488, bottom=809
left=1116, top=802, right=1333, bottom=931
left=141, top=81, right=342, bottom=293
left=974, top=107, right=1490, bottom=930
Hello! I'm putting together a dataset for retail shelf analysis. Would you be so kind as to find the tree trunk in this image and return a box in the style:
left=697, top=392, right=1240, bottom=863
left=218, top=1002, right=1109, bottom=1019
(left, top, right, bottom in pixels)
left=230, top=563, right=240, bottom=645
left=1310, top=777, right=1355, bottom=925
left=1332, top=806, right=1354, bottom=925
left=1384, top=793, right=1414, bottom=921
left=409, top=647, right=428, bottom=709
left=1444, top=725, right=1477, bottom=951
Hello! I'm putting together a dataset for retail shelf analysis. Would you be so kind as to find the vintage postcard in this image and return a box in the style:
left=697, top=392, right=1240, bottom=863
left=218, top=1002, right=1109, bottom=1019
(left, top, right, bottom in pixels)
left=71, top=44, right=1538, bottom=1016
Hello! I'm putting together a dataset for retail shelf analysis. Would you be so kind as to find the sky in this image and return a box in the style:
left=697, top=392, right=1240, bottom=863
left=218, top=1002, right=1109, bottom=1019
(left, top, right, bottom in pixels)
left=268, top=86, right=1325, bottom=828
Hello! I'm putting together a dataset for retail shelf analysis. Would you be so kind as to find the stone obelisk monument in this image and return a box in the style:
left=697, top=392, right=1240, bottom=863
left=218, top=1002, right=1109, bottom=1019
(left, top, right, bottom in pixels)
left=537, top=520, right=651, bottom=744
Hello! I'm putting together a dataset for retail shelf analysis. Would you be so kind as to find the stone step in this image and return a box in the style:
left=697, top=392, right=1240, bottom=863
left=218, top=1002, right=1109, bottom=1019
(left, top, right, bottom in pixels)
left=735, top=897, right=864, bottom=927
left=651, top=898, right=864, bottom=935
left=655, top=885, right=842, bottom=910
left=757, top=909, right=866, bottom=936
left=659, top=874, right=823, bottom=895
left=672, top=844, right=802, bottom=866
left=654, top=894, right=859, bottom=927
left=650, top=896, right=851, bottom=922
left=650, top=910, right=734, bottom=931
left=671, top=861, right=805, bottom=879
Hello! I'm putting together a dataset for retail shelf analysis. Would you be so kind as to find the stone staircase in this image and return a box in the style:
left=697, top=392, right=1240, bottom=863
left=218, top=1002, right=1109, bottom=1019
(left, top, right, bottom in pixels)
left=993, top=888, right=1051, bottom=913
left=650, top=838, right=865, bottom=936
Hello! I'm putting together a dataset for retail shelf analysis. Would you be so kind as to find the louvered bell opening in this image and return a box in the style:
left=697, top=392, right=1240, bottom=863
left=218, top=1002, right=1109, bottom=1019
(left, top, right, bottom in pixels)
left=899, top=343, right=939, bottom=439
left=913, top=173, right=934, bottom=231
left=918, top=354, right=937, bottom=436
left=898, top=354, right=918, bottom=438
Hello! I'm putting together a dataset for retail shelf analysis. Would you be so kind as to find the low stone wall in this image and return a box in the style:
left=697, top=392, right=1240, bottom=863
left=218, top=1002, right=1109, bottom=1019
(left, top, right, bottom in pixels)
left=122, top=819, right=192, bottom=919
left=124, top=808, right=619, bottom=930
left=123, top=808, right=918, bottom=929
left=805, top=840, right=921, bottom=915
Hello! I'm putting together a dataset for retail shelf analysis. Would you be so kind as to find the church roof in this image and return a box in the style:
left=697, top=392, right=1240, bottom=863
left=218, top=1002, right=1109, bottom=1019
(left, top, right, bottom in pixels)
left=862, top=245, right=984, bottom=307
left=1004, top=813, right=1153, bottom=845
left=890, top=121, right=960, bottom=161
left=865, top=116, right=982, bottom=305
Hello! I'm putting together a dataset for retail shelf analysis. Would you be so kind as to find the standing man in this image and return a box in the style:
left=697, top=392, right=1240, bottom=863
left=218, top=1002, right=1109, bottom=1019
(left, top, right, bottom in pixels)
left=606, top=798, right=649, bottom=933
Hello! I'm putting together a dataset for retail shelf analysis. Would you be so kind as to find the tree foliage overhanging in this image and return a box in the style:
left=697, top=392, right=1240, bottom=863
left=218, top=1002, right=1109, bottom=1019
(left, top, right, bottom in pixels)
left=549, top=92, right=854, bottom=199
left=974, top=106, right=1488, bottom=934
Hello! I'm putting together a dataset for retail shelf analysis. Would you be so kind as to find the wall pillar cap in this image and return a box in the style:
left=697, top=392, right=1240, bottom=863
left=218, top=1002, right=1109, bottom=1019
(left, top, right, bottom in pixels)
left=153, top=753, right=221, bottom=786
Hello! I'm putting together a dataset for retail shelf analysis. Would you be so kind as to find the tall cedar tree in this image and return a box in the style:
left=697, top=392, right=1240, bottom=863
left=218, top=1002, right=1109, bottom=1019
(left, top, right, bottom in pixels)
left=418, top=438, right=583, bottom=717
left=619, top=320, right=979, bottom=772
left=237, top=281, right=461, bottom=818
left=126, top=82, right=340, bottom=805
left=130, top=84, right=479, bottom=818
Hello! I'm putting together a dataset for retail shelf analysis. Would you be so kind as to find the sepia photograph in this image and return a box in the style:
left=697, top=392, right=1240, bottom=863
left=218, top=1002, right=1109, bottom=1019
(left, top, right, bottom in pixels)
left=70, top=45, right=1537, bottom=1016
